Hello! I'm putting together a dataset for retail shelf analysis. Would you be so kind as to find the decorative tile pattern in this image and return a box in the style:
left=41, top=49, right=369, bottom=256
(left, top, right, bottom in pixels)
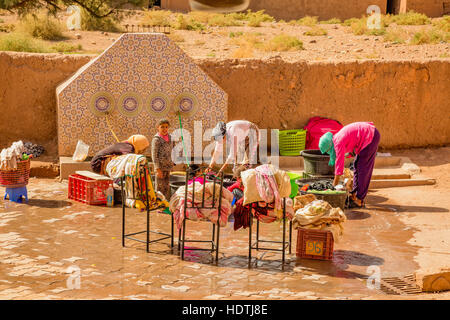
left=173, top=92, right=199, bottom=118
left=56, top=33, right=228, bottom=156
left=89, top=91, right=115, bottom=117
left=118, top=92, right=143, bottom=118
left=146, top=92, right=171, bottom=118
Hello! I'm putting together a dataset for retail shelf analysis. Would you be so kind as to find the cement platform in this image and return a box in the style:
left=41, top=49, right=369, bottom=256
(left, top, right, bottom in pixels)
left=58, top=154, right=433, bottom=188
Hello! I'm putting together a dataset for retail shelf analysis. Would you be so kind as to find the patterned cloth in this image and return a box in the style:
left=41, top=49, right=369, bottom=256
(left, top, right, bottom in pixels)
left=91, top=142, right=134, bottom=174
left=156, top=170, right=171, bottom=200
left=169, top=181, right=233, bottom=230
left=151, top=134, right=175, bottom=171
left=292, top=200, right=346, bottom=242
left=254, top=164, right=282, bottom=212
left=233, top=198, right=294, bottom=231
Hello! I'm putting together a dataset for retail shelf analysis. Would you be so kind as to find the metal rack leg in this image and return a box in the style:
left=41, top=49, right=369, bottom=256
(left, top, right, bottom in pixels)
left=178, top=227, right=181, bottom=252
left=289, top=220, right=292, bottom=254
left=181, top=217, right=186, bottom=260
left=121, top=177, right=125, bottom=247
left=146, top=209, right=150, bottom=253
left=256, top=218, right=259, bottom=250
left=282, top=199, right=286, bottom=268
left=215, top=224, right=220, bottom=263
left=248, top=213, right=252, bottom=268
left=211, top=224, right=215, bottom=251
left=171, top=213, right=174, bottom=248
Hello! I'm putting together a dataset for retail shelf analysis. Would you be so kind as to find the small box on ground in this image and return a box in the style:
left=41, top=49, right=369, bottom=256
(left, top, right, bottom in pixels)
left=296, top=228, right=334, bottom=260
left=68, top=173, right=112, bottom=205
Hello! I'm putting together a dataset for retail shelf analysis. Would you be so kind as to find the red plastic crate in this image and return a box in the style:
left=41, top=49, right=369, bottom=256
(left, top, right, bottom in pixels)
left=0, top=159, right=31, bottom=188
left=68, top=174, right=112, bottom=205
left=296, top=228, right=334, bottom=260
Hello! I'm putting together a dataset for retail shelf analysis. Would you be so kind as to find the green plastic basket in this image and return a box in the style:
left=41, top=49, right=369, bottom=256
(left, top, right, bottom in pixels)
left=287, top=172, right=302, bottom=198
left=278, top=129, right=307, bottom=156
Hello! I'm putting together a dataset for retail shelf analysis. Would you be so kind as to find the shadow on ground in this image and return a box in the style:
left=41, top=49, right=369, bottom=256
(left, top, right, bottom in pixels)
left=27, top=199, right=72, bottom=208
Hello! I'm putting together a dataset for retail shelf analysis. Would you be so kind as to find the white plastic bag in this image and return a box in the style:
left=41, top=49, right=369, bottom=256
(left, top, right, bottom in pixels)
left=72, top=140, right=89, bottom=162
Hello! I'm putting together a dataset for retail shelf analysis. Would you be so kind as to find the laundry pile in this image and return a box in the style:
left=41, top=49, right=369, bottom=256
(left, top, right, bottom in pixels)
left=292, top=195, right=346, bottom=242
left=106, top=154, right=167, bottom=209
left=0, top=141, right=28, bottom=171
left=308, top=180, right=335, bottom=191
left=169, top=181, right=234, bottom=230
left=23, top=142, right=45, bottom=158
left=233, top=197, right=294, bottom=230
left=232, top=164, right=294, bottom=230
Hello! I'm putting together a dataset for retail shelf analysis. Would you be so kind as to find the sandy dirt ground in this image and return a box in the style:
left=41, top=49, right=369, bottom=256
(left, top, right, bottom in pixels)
left=0, top=11, right=449, bottom=61
left=0, top=147, right=448, bottom=300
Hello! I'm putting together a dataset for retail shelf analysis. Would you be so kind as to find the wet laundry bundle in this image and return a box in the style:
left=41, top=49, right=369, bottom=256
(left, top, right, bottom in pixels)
left=106, top=154, right=167, bottom=209
left=233, top=197, right=294, bottom=230
left=240, top=164, right=291, bottom=211
left=0, top=141, right=28, bottom=171
left=232, top=164, right=294, bottom=230
left=169, top=181, right=234, bottom=230
left=292, top=200, right=346, bottom=242
left=310, top=180, right=335, bottom=191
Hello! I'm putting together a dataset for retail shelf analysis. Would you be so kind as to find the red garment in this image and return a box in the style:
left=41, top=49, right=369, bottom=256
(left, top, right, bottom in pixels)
left=227, top=181, right=243, bottom=192
left=188, top=176, right=205, bottom=185
left=158, top=133, right=170, bottom=142
left=233, top=198, right=270, bottom=231
left=304, top=116, right=343, bottom=150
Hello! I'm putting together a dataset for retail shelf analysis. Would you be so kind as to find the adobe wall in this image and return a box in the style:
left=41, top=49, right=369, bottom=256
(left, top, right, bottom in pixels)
left=160, top=0, right=387, bottom=20
left=161, top=0, right=191, bottom=12
left=0, top=52, right=92, bottom=154
left=392, top=0, right=447, bottom=17
left=197, top=58, right=450, bottom=149
left=247, top=0, right=387, bottom=21
left=1, top=51, right=449, bottom=155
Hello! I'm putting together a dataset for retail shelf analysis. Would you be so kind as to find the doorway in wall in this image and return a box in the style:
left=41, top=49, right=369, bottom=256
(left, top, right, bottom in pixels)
left=386, top=0, right=395, bottom=14
left=150, top=0, right=161, bottom=8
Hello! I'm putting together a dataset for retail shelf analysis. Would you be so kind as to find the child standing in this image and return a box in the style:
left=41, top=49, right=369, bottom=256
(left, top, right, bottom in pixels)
left=151, top=119, right=174, bottom=200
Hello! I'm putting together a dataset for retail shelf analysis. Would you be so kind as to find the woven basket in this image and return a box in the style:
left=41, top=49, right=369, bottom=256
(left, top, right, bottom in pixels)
left=0, top=159, right=31, bottom=188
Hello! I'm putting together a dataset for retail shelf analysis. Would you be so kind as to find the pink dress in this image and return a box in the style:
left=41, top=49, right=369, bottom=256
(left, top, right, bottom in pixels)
left=333, top=122, right=375, bottom=176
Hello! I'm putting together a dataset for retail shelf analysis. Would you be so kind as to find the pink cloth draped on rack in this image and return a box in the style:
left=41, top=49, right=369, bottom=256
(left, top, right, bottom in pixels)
left=169, top=181, right=233, bottom=230
left=254, top=164, right=282, bottom=212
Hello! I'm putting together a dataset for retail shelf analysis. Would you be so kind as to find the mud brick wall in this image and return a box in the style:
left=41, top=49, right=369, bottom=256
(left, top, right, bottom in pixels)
left=0, top=52, right=92, bottom=154
left=161, top=0, right=387, bottom=20
left=197, top=58, right=450, bottom=149
left=392, top=0, right=447, bottom=17
left=248, top=0, right=387, bottom=21
left=1, top=51, right=449, bottom=155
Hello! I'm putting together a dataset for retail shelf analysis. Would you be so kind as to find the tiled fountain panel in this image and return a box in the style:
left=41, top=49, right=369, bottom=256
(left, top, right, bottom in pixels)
left=56, top=33, right=227, bottom=156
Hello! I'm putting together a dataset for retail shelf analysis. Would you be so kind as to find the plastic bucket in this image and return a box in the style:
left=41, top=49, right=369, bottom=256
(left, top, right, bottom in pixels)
left=300, top=149, right=334, bottom=176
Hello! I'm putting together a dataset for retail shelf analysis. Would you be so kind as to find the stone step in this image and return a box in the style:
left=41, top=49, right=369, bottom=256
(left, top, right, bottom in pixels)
left=369, top=178, right=436, bottom=189
left=269, top=155, right=403, bottom=170
left=30, top=160, right=59, bottom=179
left=281, top=168, right=411, bottom=180
left=371, top=168, right=411, bottom=180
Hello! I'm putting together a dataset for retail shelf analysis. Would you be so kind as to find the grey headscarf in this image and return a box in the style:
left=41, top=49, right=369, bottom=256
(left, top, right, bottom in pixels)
left=212, top=121, right=226, bottom=141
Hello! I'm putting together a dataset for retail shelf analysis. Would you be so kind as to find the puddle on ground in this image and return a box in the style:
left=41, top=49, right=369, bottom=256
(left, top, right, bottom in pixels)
left=0, top=180, right=421, bottom=299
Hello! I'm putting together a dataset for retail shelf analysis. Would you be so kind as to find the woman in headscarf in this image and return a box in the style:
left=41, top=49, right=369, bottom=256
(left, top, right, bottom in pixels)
left=90, top=134, right=150, bottom=174
left=319, top=122, right=380, bottom=208
left=206, top=120, right=260, bottom=175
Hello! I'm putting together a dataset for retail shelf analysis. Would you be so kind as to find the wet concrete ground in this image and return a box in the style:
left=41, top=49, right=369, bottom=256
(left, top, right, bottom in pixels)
left=0, top=176, right=448, bottom=300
